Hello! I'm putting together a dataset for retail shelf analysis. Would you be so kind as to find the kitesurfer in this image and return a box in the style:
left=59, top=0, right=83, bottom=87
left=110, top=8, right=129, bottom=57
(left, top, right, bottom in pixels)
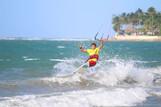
left=80, top=39, right=105, bottom=67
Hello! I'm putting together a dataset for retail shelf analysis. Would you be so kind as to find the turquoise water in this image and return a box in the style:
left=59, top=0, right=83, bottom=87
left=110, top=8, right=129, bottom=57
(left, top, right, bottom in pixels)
left=0, top=40, right=161, bottom=107
left=0, top=40, right=79, bottom=80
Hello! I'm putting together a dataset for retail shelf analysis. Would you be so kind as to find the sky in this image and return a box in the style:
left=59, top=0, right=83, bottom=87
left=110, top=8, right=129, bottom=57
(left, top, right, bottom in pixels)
left=0, top=0, right=161, bottom=39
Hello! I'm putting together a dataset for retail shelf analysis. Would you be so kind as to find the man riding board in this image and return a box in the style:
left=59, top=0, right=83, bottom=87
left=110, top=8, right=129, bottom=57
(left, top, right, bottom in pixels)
left=80, top=39, right=106, bottom=67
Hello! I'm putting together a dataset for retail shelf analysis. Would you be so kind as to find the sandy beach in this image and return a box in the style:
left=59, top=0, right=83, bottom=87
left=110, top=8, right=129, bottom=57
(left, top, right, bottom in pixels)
left=110, top=35, right=161, bottom=41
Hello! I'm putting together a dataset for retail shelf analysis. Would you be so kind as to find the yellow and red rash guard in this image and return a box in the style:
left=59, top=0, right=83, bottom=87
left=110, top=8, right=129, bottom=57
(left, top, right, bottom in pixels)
left=86, top=48, right=100, bottom=67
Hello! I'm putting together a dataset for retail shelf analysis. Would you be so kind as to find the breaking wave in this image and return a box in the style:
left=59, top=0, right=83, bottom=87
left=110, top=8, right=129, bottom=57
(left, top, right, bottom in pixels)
left=0, top=58, right=161, bottom=107
left=0, top=88, right=149, bottom=107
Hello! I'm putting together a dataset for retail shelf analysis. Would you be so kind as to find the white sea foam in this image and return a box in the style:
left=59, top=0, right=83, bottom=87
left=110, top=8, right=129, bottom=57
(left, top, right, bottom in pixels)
left=0, top=58, right=160, bottom=107
left=49, top=58, right=65, bottom=62
left=24, top=58, right=40, bottom=61
left=22, top=56, right=40, bottom=61
left=105, top=59, right=160, bottom=64
left=48, top=58, right=156, bottom=86
left=0, top=88, right=149, bottom=107
left=49, top=58, right=73, bottom=62
left=151, top=91, right=161, bottom=96
left=0, top=37, right=91, bottom=41
left=57, top=46, right=65, bottom=49
left=23, top=56, right=40, bottom=61
left=150, top=67, right=161, bottom=75
left=22, top=56, right=28, bottom=59
left=53, top=58, right=84, bottom=76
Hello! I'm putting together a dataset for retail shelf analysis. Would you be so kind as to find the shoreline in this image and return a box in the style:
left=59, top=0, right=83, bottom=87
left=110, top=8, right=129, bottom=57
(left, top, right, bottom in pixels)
left=0, top=35, right=161, bottom=42
left=110, top=35, right=161, bottom=41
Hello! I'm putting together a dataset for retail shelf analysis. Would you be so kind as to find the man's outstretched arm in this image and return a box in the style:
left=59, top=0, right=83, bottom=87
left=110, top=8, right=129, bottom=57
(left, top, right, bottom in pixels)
left=80, top=46, right=87, bottom=53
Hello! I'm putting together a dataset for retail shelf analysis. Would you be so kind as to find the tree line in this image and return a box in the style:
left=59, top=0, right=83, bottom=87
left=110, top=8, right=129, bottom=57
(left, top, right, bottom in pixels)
left=112, top=7, right=161, bottom=36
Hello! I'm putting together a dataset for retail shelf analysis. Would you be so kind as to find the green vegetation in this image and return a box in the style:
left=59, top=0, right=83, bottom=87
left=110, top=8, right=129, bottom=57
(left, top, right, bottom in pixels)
left=112, top=7, right=161, bottom=36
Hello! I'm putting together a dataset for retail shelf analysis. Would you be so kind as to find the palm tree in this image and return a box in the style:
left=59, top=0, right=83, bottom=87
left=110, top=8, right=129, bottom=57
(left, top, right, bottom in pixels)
left=135, top=8, right=144, bottom=35
left=147, top=7, right=157, bottom=35
left=154, top=12, right=161, bottom=35
left=128, top=13, right=138, bottom=34
left=112, top=7, right=161, bottom=36
left=112, top=16, right=121, bottom=34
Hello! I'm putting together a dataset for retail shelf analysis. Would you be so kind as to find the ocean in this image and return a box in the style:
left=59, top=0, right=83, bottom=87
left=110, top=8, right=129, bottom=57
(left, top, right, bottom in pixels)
left=0, top=40, right=161, bottom=107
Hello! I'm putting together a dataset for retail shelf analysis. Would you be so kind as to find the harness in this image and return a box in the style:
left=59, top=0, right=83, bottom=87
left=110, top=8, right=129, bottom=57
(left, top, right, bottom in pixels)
left=88, top=54, right=99, bottom=61
left=86, top=49, right=99, bottom=62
